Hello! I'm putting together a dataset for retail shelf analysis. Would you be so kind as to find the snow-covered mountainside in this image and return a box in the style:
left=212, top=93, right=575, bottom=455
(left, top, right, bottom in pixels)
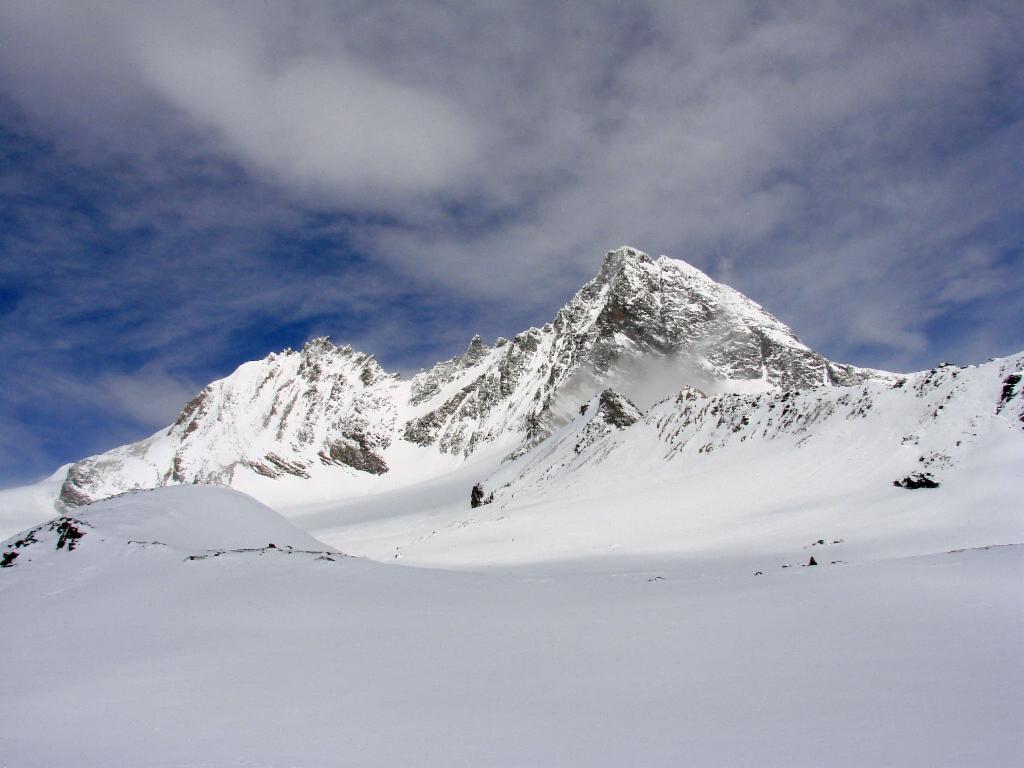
left=299, top=352, right=1023, bottom=569
left=3, top=487, right=1021, bottom=767
left=55, top=246, right=889, bottom=509
left=2, top=253, right=1021, bottom=767
left=485, top=353, right=1024, bottom=505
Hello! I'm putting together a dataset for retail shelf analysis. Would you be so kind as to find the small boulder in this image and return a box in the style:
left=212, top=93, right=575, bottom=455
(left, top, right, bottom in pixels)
left=893, top=473, right=940, bottom=489
left=470, top=483, right=492, bottom=508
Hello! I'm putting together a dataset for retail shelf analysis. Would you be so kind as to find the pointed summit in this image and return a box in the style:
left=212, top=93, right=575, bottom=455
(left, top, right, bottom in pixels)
left=302, top=336, right=336, bottom=353
left=56, top=244, right=893, bottom=507
left=596, top=246, right=653, bottom=282
left=462, top=334, right=489, bottom=366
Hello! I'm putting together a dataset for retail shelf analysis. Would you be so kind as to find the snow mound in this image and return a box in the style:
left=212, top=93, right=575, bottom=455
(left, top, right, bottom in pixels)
left=1, top=485, right=329, bottom=570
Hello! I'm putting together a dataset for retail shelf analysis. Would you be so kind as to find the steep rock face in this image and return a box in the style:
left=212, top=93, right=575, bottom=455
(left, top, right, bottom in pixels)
left=58, top=246, right=892, bottom=507
left=400, top=247, right=887, bottom=458
left=60, top=339, right=401, bottom=506
left=575, top=390, right=644, bottom=455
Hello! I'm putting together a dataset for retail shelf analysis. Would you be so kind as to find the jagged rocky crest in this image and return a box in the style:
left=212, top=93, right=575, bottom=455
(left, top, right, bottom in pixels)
left=478, top=353, right=1024, bottom=505
left=59, top=247, right=892, bottom=507
left=575, top=390, right=644, bottom=455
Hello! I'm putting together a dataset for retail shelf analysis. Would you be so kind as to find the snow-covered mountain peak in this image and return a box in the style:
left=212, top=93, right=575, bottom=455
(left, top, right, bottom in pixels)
left=596, top=244, right=654, bottom=279
left=54, top=245, right=896, bottom=508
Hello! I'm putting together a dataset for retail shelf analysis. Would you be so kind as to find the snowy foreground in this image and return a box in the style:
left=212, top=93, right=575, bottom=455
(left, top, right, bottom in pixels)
left=2, top=485, right=1022, bottom=767
left=2, top=353, right=1022, bottom=765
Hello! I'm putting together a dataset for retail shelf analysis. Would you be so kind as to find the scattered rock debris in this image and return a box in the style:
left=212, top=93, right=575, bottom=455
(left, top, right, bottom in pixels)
left=185, top=545, right=342, bottom=562
left=806, top=537, right=845, bottom=548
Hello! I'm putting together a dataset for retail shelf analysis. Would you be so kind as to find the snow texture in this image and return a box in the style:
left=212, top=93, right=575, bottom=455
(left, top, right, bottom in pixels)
left=1, top=485, right=1021, bottom=767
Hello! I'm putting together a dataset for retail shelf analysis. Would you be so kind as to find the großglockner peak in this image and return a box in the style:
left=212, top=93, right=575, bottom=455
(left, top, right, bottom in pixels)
left=58, top=247, right=892, bottom=507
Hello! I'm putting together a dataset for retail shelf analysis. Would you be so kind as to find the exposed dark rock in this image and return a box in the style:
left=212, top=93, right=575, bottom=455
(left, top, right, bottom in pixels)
left=2, top=527, right=43, bottom=568
left=10, top=530, right=39, bottom=549
left=808, top=556, right=817, bottom=566
left=893, top=473, right=940, bottom=489
left=173, top=386, right=212, bottom=435
left=185, top=545, right=342, bottom=561
left=53, top=518, right=87, bottom=551
left=597, top=389, right=641, bottom=429
left=244, top=460, right=280, bottom=479
left=997, top=373, right=1020, bottom=414
left=264, top=453, right=311, bottom=479
left=403, top=385, right=475, bottom=447
left=573, top=390, right=643, bottom=454
left=319, top=432, right=389, bottom=475
left=170, top=454, right=188, bottom=484
left=470, top=483, right=493, bottom=508
left=462, top=335, right=489, bottom=366
left=58, top=464, right=98, bottom=508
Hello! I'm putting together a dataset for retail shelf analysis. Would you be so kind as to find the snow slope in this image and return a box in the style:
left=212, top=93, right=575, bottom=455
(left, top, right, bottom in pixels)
left=1, top=485, right=1021, bottom=767
left=46, top=246, right=891, bottom=512
left=296, top=353, right=1024, bottom=571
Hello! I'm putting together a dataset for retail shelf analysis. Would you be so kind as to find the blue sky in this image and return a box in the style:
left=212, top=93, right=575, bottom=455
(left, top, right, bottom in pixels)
left=1, top=1, right=1022, bottom=487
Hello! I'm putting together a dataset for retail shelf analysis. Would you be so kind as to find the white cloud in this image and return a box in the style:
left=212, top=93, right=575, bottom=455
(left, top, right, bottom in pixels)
left=0, top=0, right=1021, bottom=369
left=133, top=37, right=481, bottom=201
left=98, top=365, right=202, bottom=429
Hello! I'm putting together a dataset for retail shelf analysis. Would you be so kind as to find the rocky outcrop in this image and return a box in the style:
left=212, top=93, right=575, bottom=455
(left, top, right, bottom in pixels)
left=319, top=433, right=389, bottom=475
left=574, top=390, right=644, bottom=455
left=893, top=473, right=940, bottom=489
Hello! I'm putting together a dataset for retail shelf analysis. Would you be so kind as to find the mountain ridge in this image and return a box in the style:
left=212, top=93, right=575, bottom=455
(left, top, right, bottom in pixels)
left=318, top=350, right=1022, bottom=569
left=56, top=246, right=893, bottom=509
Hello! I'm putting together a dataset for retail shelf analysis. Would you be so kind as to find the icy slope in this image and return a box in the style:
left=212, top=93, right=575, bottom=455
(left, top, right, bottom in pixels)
left=51, top=246, right=891, bottom=510
left=306, top=353, right=1023, bottom=569
left=1, top=486, right=1021, bottom=767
